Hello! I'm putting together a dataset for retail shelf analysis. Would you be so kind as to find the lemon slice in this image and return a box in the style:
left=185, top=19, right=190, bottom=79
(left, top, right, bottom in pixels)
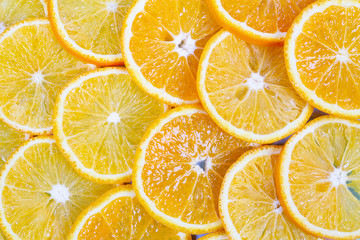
left=54, top=67, right=167, bottom=184
left=0, top=136, right=112, bottom=239
left=220, top=146, right=318, bottom=240
left=198, top=30, right=313, bottom=144
left=0, top=19, right=95, bottom=135
left=133, top=105, right=257, bottom=234
left=69, top=185, right=191, bottom=240
left=277, top=116, right=360, bottom=239
left=49, top=0, right=133, bottom=66
left=199, top=231, right=228, bottom=240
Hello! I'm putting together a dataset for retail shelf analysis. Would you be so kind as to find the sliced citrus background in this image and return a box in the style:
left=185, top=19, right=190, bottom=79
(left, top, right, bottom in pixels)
left=0, top=18, right=95, bottom=135
left=0, top=121, right=28, bottom=168
left=0, top=0, right=47, bottom=34
left=0, top=136, right=112, bottom=240
left=276, top=116, right=360, bottom=240
left=133, top=105, right=258, bottom=234
left=207, top=0, right=316, bottom=45
left=198, top=30, right=313, bottom=144
left=121, top=0, right=221, bottom=106
left=54, top=67, right=167, bottom=184
left=69, top=185, right=191, bottom=240
left=220, top=146, right=318, bottom=240
left=285, top=0, right=360, bottom=119
left=48, top=0, right=133, bottom=66
left=199, top=231, right=228, bottom=240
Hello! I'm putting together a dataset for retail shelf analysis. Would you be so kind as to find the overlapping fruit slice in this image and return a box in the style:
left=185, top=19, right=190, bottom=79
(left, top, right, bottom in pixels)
left=54, top=67, right=167, bottom=184
left=133, top=105, right=257, bottom=234
left=69, top=185, right=191, bottom=240
left=277, top=116, right=360, bottom=239
left=198, top=30, right=312, bottom=144
left=0, top=19, right=95, bottom=134
left=121, top=0, right=221, bottom=106
left=199, top=231, right=229, bottom=240
left=220, top=146, right=317, bottom=240
left=0, top=136, right=111, bottom=239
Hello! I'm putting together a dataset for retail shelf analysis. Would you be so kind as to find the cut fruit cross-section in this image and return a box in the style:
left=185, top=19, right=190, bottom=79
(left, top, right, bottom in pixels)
left=199, top=231, right=229, bottom=240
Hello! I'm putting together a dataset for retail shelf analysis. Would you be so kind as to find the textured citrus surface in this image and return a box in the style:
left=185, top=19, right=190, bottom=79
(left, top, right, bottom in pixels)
left=285, top=0, right=360, bottom=119
left=133, top=105, right=257, bottom=234
left=0, top=19, right=95, bottom=135
left=198, top=30, right=312, bottom=144
left=199, top=231, right=228, bottom=240
left=49, top=0, right=133, bottom=66
left=220, top=146, right=317, bottom=240
left=207, top=0, right=316, bottom=45
left=121, top=0, right=221, bottom=106
left=0, top=0, right=46, bottom=34
left=54, top=67, right=167, bottom=184
left=0, top=136, right=112, bottom=239
left=0, top=121, right=28, bottom=167
left=277, top=116, right=360, bottom=239
left=69, top=185, right=191, bottom=240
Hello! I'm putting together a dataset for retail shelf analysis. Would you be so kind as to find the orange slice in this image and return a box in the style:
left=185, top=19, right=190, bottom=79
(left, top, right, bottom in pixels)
left=121, top=0, right=221, bottom=106
left=285, top=0, right=360, bottom=119
left=48, top=0, right=133, bottom=66
left=198, top=30, right=313, bottom=144
left=69, top=185, right=191, bottom=240
left=207, top=0, right=316, bottom=45
left=133, top=105, right=258, bottom=234
left=220, top=146, right=318, bottom=239
left=276, top=116, right=360, bottom=239
left=199, top=231, right=228, bottom=240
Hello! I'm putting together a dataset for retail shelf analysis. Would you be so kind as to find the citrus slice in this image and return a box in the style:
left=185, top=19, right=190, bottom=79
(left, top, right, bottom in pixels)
left=0, top=0, right=47, bottom=34
left=276, top=116, right=360, bottom=239
left=133, top=105, right=258, bottom=234
left=199, top=231, right=228, bottom=240
left=198, top=30, right=313, bottom=144
left=220, top=146, right=318, bottom=240
left=48, top=0, right=133, bottom=66
left=285, top=0, right=360, bottom=119
left=0, top=19, right=95, bottom=135
left=121, top=0, right=221, bottom=106
left=54, top=67, right=167, bottom=184
left=0, top=136, right=112, bottom=240
left=69, top=185, right=191, bottom=240
left=207, top=0, right=316, bottom=45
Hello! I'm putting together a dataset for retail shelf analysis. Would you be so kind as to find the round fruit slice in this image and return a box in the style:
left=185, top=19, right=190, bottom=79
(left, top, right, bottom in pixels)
left=0, top=0, right=47, bottom=34
left=0, top=121, right=28, bottom=167
left=121, top=0, right=221, bottom=106
left=48, top=0, right=133, bottom=66
left=69, top=185, right=191, bottom=240
left=220, top=146, right=317, bottom=240
left=276, top=116, right=360, bottom=239
left=133, top=105, right=258, bottom=234
left=207, top=0, right=316, bottom=45
left=198, top=30, right=313, bottom=144
left=0, top=19, right=95, bottom=135
left=0, top=136, right=112, bottom=240
left=199, top=231, right=228, bottom=240
left=54, top=67, right=167, bottom=184
left=285, top=0, right=360, bottom=119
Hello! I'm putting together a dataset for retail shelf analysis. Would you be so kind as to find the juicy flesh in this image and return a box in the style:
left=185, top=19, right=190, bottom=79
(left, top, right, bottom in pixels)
left=295, top=5, right=360, bottom=110
left=205, top=34, right=307, bottom=135
left=142, top=112, right=255, bottom=225
left=58, top=0, right=133, bottom=55
left=220, top=0, right=316, bottom=34
left=62, top=73, right=165, bottom=176
left=78, top=193, right=184, bottom=239
left=1, top=140, right=111, bottom=239
left=0, top=0, right=46, bottom=33
left=0, top=22, right=94, bottom=131
left=289, top=122, right=360, bottom=232
left=129, top=0, right=221, bottom=102
left=227, top=153, right=316, bottom=239
left=0, top=121, right=26, bottom=165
